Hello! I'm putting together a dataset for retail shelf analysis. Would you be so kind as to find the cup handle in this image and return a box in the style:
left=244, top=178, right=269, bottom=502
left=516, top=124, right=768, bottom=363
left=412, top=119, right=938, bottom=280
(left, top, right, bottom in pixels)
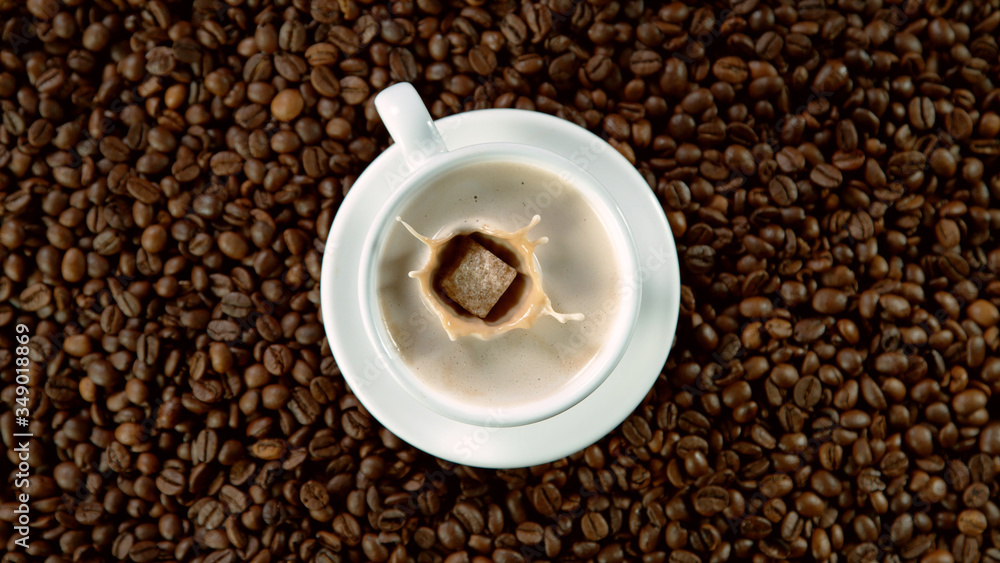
left=375, top=82, right=448, bottom=170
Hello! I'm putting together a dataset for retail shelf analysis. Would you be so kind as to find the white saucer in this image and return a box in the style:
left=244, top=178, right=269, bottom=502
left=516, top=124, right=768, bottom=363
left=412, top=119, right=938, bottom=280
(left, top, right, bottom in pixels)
left=320, top=109, right=680, bottom=468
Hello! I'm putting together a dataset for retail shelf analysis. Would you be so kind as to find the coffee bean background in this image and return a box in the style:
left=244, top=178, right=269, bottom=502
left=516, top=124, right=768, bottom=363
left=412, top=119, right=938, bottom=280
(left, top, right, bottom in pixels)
left=2, top=0, right=1000, bottom=562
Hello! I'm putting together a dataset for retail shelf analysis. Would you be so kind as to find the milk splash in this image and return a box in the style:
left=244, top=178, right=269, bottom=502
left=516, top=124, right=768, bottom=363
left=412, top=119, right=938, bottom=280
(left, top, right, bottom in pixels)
left=397, top=215, right=584, bottom=341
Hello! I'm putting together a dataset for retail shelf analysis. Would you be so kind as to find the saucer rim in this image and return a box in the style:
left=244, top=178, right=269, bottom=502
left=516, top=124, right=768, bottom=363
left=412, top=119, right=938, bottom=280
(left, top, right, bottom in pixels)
left=320, top=108, right=681, bottom=468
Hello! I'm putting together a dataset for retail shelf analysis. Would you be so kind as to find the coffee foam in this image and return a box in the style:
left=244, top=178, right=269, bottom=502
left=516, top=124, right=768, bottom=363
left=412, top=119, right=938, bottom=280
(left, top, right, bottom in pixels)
left=375, top=160, right=626, bottom=411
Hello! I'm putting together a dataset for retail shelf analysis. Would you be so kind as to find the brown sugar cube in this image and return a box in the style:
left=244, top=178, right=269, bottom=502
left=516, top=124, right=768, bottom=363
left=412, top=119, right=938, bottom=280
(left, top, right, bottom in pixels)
left=440, top=239, right=517, bottom=318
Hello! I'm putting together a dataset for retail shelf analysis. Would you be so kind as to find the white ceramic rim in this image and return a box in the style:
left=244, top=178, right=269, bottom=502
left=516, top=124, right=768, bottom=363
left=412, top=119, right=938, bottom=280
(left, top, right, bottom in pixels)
left=319, top=108, right=680, bottom=468
left=358, top=142, right=641, bottom=428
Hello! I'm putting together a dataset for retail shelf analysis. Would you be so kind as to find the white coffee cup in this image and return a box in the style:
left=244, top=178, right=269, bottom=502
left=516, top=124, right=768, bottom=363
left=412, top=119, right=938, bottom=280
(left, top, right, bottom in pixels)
left=359, top=83, right=641, bottom=428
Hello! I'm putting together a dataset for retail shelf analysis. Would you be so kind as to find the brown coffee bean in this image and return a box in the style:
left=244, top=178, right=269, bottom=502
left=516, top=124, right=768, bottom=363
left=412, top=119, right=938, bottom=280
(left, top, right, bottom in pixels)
left=908, top=96, right=936, bottom=129
left=967, top=300, right=999, bottom=327
left=192, top=429, right=219, bottom=464
left=813, top=60, right=849, bottom=92
left=622, top=415, right=651, bottom=445
left=584, top=55, right=612, bottom=81
left=468, top=46, right=497, bottom=76
left=388, top=47, right=418, bottom=82
left=452, top=502, right=484, bottom=534
left=905, top=424, right=935, bottom=457
left=793, top=376, right=822, bottom=408
left=603, top=113, right=630, bottom=140
left=630, top=50, right=662, bottom=76
left=957, top=509, right=988, bottom=536
left=768, top=176, right=798, bottom=206
left=156, top=468, right=185, bottom=495
left=436, top=519, right=465, bottom=550
left=210, top=151, right=243, bottom=176
left=516, top=521, right=543, bottom=545
left=810, top=163, right=843, bottom=188
left=340, top=76, right=370, bottom=105
left=693, top=486, right=729, bottom=516
left=531, top=483, right=561, bottom=518
left=499, top=13, right=527, bottom=45
left=310, top=66, right=341, bottom=97
left=250, top=438, right=286, bottom=460
left=963, top=483, right=990, bottom=508
left=684, top=245, right=715, bottom=274
left=543, top=51, right=575, bottom=83
left=20, top=283, right=52, bottom=311
left=888, top=150, right=926, bottom=176
left=130, top=541, right=161, bottom=562
left=981, top=422, right=1000, bottom=455
left=287, top=387, right=320, bottom=425
left=681, top=89, right=714, bottom=115
left=713, top=56, right=749, bottom=83
left=194, top=499, right=226, bottom=530
left=342, top=409, right=373, bottom=440
left=112, top=532, right=135, bottom=560
left=298, top=480, right=329, bottom=510
left=812, top=288, right=848, bottom=314
left=304, top=42, right=338, bottom=66
left=581, top=512, right=609, bottom=541
left=207, top=319, right=240, bottom=342
left=748, top=76, right=784, bottom=98
left=756, top=31, right=783, bottom=59
left=953, top=389, right=987, bottom=416
left=74, top=501, right=103, bottom=526
left=947, top=107, right=974, bottom=139
left=221, top=292, right=252, bottom=318
left=740, top=516, right=773, bottom=540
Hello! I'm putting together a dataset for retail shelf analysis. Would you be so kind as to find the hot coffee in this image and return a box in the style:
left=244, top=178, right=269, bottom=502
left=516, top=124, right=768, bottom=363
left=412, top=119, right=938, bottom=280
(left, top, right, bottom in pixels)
left=375, top=159, right=632, bottom=416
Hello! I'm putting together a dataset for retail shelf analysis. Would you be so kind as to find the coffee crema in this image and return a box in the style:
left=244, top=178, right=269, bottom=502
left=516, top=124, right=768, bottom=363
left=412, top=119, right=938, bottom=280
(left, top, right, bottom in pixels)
left=375, top=160, right=628, bottom=411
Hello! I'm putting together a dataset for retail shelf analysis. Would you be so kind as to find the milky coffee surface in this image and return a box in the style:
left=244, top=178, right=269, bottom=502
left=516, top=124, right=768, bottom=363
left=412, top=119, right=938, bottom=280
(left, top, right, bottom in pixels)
left=376, top=161, right=627, bottom=412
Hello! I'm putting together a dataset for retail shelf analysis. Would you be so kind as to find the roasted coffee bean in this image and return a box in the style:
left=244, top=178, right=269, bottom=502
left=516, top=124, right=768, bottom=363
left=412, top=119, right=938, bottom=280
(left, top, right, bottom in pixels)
left=20, top=283, right=52, bottom=311
left=793, top=376, right=822, bottom=408
left=684, top=245, right=715, bottom=274
left=768, top=175, right=798, bottom=206
left=130, top=541, right=161, bottom=562
left=693, top=486, right=729, bottom=516
left=756, top=31, right=783, bottom=59
left=908, top=96, right=936, bottom=130
left=388, top=47, right=418, bottom=82
left=250, top=438, right=286, bottom=460
left=622, top=415, right=651, bottom=445
left=156, top=468, right=185, bottom=495
left=810, top=163, right=843, bottom=188
left=713, top=57, right=749, bottom=83
left=531, top=483, right=561, bottom=518
left=812, top=288, right=848, bottom=314
left=468, top=46, right=497, bottom=76
left=630, top=50, right=663, bottom=76
left=342, top=409, right=373, bottom=439
left=340, top=76, right=370, bottom=105
left=581, top=512, right=609, bottom=541
left=310, top=66, right=342, bottom=98
left=297, top=480, right=329, bottom=511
